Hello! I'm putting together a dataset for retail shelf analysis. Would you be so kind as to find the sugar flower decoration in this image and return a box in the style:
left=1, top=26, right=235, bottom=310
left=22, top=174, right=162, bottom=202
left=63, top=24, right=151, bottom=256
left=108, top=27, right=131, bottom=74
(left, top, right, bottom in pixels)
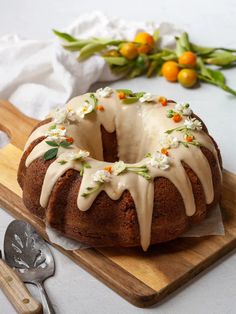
left=63, top=150, right=90, bottom=162
left=112, top=161, right=127, bottom=175
left=51, top=107, right=76, bottom=124
left=184, top=118, right=202, bottom=131
left=174, top=103, right=192, bottom=116
left=147, top=151, right=170, bottom=170
left=93, top=169, right=112, bottom=183
left=139, top=93, right=155, bottom=103
left=76, top=100, right=95, bottom=119
left=160, top=134, right=179, bottom=149
left=45, top=127, right=67, bottom=143
left=96, top=87, right=113, bottom=98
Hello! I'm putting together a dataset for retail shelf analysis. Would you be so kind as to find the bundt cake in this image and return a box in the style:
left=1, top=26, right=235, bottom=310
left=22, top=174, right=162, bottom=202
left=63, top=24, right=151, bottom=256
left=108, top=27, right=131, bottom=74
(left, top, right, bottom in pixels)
left=17, top=87, right=222, bottom=251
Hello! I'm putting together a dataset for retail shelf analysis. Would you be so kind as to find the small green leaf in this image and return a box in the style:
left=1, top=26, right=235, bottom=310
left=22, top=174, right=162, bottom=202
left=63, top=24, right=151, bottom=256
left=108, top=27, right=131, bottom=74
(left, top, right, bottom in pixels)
left=175, top=37, right=186, bottom=57
left=53, top=29, right=78, bottom=42
left=191, top=43, right=236, bottom=56
left=191, top=43, right=215, bottom=56
left=45, top=141, right=59, bottom=147
left=116, top=89, right=133, bottom=95
left=181, top=141, right=189, bottom=148
left=78, top=43, right=106, bottom=60
left=48, top=124, right=56, bottom=130
left=205, top=51, right=236, bottom=66
left=60, top=141, right=72, bottom=148
left=135, top=54, right=149, bottom=70
left=122, top=97, right=139, bottom=104
left=206, top=68, right=225, bottom=84
left=147, top=60, right=158, bottom=77
left=179, top=32, right=191, bottom=51
left=103, top=56, right=128, bottom=66
left=153, top=29, right=160, bottom=42
left=44, top=148, right=58, bottom=161
left=90, top=93, right=98, bottom=106
left=134, top=92, right=146, bottom=98
left=84, top=163, right=91, bottom=169
left=58, top=160, right=67, bottom=165
left=63, top=40, right=94, bottom=51
left=128, top=67, right=143, bottom=78
left=137, top=172, right=151, bottom=180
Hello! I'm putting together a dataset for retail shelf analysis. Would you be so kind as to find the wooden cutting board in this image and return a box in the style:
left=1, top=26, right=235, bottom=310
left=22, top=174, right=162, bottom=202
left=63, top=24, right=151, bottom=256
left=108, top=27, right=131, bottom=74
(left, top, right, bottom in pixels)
left=0, top=99, right=236, bottom=308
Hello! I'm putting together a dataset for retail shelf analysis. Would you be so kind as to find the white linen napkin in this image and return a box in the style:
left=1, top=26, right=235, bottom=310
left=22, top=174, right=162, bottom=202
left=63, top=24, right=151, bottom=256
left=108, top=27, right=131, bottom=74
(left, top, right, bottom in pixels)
left=0, top=11, right=181, bottom=119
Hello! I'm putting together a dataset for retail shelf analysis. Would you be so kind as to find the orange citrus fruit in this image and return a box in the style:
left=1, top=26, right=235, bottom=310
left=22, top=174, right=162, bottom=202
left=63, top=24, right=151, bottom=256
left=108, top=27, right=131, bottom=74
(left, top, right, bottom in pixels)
left=120, top=43, right=138, bottom=60
left=162, top=61, right=180, bottom=82
left=178, top=51, right=197, bottom=67
left=134, top=32, right=154, bottom=54
left=178, top=69, right=198, bottom=88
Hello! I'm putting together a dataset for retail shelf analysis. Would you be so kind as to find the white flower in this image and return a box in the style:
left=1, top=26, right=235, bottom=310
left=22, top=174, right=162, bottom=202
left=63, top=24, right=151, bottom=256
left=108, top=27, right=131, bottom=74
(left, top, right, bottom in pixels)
left=174, top=103, right=192, bottom=116
left=96, top=87, right=113, bottom=98
left=184, top=118, right=202, bottom=131
left=64, top=150, right=90, bottom=162
left=93, top=169, right=112, bottom=183
left=112, top=161, right=126, bottom=175
left=160, top=134, right=179, bottom=149
left=76, top=100, right=95, bottom=119
left=139, top=93, right=155, bottom=103
left=147, top=152, right=170, bottom=170
left=51, top=107, right=76, bottom=124
left=45, top=127, right=67, bottom=143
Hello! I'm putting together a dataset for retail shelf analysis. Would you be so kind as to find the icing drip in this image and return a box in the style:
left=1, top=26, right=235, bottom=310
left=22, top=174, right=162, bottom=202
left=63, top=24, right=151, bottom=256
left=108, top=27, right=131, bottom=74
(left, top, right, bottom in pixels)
left=24, top=89, right=222, bottom=251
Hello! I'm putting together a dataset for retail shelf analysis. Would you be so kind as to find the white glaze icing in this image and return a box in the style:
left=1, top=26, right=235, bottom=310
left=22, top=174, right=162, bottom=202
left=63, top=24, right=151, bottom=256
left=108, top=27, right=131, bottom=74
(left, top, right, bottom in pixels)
left=23, top=89, right=222, bottom=251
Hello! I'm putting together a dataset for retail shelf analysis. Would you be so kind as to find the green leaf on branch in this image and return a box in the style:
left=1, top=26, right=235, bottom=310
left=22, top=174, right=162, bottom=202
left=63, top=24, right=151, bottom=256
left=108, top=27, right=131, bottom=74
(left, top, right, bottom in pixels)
left=175, top=32, right=191, bottom=57
left=63, top=40, right=94, bottom=51
left=205, top=51, right=236, bottom=66
left=103, top=56, right=128, bottom=66
left=78, top=43, right=107, bottom=60
left=191, top=43, right=236, bottom=56
left=153, top=29, right=160, bottom=42
left=53, top=29, right=78, bottom=42
left=179, top=32, right=191, bottom=51
left=147, top=60, right=159, bottom=77
left=197, top=57, right=225, bottom=84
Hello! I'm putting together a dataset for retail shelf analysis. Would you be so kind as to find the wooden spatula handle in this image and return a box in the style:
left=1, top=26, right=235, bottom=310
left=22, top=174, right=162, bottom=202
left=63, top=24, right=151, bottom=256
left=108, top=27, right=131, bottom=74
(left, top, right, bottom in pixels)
left=0, top=258, right=42, bottom=314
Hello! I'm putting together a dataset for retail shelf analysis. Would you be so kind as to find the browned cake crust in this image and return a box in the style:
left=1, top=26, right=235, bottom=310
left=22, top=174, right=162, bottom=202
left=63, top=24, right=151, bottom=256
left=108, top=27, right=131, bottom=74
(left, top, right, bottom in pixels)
left=17, top=117, right=222, bottom=248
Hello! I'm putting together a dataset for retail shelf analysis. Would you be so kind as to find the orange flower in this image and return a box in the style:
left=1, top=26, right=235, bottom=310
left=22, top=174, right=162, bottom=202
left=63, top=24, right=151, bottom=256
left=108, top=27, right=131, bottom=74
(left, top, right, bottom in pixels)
left=185, top=135, right=193, bottom=142
left=66, top=137, right=74, bottom=143
left=118, top=91, right=126, bottom=99
left=97, top=105, right=105, bottom=111
left=104, top=166, right=113, bottom=173
left=172, top=113, right=182, bottom=123
left=161, top=148, right=169, bottom=156
left=159, top=96, right=168, bottom=106
left=60, top=126, right=65, bottom=130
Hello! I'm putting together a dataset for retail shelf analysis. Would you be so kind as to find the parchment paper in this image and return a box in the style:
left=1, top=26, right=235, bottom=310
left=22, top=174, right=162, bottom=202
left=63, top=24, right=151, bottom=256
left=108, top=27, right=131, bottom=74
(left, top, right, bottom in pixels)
left=46, top=203, right=225, bottom=251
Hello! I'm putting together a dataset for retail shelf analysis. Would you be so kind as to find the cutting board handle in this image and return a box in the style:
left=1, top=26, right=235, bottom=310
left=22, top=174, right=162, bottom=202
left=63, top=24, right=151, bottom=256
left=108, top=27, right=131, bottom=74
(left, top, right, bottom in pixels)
left=0, top=100, right=39, bottom=150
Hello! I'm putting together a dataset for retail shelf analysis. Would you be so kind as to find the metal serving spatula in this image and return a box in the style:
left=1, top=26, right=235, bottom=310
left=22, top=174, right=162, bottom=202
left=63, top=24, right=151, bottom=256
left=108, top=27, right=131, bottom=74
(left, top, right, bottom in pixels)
left=4, top=220, right=56, bottom=314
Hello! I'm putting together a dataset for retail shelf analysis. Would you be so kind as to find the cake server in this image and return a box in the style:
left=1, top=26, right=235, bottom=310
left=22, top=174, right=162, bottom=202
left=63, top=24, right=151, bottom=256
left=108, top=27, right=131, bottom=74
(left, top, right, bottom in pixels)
left=0, top=249, right=42, bottom=314
left=4, top=220, right=56, bottom=314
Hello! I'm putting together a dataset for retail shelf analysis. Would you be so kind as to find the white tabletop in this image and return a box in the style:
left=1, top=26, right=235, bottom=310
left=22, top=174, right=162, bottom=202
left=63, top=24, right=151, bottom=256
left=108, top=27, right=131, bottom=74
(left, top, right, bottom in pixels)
left=1, top=1, right=236, bottom=313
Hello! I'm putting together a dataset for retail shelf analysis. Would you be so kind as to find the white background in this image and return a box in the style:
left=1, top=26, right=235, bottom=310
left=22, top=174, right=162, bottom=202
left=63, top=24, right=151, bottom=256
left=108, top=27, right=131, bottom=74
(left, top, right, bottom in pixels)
left=0, top=0, right=236, bottom=313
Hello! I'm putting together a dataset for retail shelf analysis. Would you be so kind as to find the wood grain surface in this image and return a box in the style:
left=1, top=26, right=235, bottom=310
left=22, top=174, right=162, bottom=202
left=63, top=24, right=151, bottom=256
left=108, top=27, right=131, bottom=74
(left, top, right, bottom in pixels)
left=0, top=99, right=236, bottom=307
